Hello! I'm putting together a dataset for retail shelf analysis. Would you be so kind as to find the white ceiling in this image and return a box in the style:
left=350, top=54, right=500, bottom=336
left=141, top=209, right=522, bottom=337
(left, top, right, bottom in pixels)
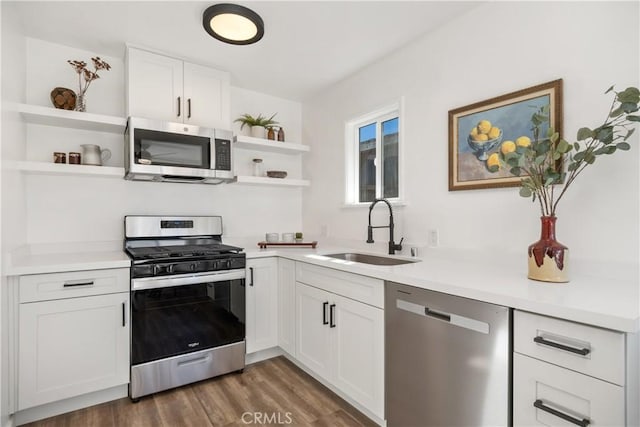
left=10, top=1, right=480, bottom=101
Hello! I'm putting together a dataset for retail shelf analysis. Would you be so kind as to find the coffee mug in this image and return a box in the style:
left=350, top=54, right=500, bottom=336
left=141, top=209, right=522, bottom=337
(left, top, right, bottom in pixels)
left=282, top=232, right=294, bottom=243
left=265, top=233, right=279, bottom=243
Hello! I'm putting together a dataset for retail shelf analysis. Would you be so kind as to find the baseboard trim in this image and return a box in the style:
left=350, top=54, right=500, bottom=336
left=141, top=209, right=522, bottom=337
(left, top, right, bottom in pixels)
left=13, top=385, right=127, bottom=426
left=245, top=347, right=283, bottom=365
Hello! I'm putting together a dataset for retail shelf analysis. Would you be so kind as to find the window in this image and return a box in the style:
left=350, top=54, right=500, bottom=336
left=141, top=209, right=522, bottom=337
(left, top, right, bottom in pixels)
left=345, top=101, right=402, bottom=205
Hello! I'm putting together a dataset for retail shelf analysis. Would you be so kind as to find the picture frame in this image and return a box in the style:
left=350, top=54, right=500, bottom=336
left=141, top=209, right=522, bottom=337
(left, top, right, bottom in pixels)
left=448, top=79, right=563, bottom=191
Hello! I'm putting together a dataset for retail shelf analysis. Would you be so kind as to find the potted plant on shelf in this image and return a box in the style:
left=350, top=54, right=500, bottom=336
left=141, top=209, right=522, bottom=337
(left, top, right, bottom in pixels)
left=490, top=86, right=639, bottom=283
left=234, top=113, right=278, bottom=138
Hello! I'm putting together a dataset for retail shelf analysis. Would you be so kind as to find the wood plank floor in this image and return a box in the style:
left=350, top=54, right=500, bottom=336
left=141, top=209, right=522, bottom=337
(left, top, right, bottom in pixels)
left=24, top=356, right=377, bottom=427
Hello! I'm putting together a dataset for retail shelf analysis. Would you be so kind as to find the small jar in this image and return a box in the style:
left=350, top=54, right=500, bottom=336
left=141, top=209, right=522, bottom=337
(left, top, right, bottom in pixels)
left=252, top=158, right=263, bottom=177
left=53, top=152, right=66, bottom=163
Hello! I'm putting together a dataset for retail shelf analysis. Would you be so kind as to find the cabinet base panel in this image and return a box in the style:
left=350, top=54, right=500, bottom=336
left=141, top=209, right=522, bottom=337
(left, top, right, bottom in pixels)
left=282, top=354, right=385, bottom=427
left=13, top=385, right=127, bottom=426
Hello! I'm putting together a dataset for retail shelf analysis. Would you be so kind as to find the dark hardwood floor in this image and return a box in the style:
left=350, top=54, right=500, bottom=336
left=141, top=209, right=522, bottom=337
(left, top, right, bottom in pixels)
left=24, top=356, right=377, bottom=427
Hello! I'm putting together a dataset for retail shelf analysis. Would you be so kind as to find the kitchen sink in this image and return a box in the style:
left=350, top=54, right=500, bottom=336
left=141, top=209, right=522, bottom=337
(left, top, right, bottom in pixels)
left=324, top=253, right=418, bottom=266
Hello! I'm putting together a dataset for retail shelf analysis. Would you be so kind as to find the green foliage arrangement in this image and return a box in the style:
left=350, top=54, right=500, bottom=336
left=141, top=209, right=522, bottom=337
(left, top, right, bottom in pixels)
left=491, top=86, right=639, bottom=216
left=234, top=113, right=278, bottom=130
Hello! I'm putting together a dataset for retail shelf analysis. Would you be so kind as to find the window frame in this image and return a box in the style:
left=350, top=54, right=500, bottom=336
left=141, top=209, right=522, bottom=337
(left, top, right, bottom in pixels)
left=344, top=99, right=404, bottom=206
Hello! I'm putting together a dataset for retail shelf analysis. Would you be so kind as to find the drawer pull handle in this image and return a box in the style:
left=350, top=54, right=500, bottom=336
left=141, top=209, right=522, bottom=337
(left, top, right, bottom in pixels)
left=534, top=399, right=590, bottom=427
left=63, top=281, right=94, bottom=287
left=533, top=336, right=590, bottom=356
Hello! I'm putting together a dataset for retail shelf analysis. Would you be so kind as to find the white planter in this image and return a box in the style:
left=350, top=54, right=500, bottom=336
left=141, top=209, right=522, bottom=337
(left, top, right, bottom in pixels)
left=251, top=126, right=266, bottom=138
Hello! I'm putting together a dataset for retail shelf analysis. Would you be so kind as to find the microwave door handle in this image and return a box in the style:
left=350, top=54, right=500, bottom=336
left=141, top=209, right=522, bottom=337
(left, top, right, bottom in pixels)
left=211, top=138, right=216, bottom=171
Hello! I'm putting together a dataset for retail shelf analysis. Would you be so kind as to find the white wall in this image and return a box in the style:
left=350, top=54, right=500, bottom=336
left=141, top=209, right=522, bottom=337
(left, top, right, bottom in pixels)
left=1, top=2, right=27, bottom=425
left=20, top=39, right=303, bottom=245
left=302, top=1, right=639, bottom=265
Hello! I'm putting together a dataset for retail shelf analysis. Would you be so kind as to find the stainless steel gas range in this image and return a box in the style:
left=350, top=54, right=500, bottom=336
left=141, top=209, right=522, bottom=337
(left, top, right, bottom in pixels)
left=124, top=215, right=246, bottom=400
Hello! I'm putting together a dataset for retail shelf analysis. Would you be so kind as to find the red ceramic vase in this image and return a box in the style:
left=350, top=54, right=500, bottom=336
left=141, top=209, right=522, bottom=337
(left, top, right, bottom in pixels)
left=527, top=216, right=569, bottom=283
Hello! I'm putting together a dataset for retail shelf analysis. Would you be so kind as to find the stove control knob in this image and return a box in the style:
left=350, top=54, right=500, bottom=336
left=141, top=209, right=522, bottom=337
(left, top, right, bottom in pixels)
left=190, top=263, right=196, bottom=271
left=166, top=264, right=174, bottom=274
left=225, top=259, right=232, bottom=269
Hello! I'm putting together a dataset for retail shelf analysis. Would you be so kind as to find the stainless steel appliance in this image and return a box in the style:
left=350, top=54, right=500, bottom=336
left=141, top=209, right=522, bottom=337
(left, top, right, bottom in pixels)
left=124, top=117, right=234, bottom=184
left=125, top=215, right=246, bottom=400
left=386, top=281, right=511, bottom=427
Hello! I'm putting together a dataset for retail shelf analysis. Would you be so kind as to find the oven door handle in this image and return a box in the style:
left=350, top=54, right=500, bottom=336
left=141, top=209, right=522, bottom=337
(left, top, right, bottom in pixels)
left=132, top=270, right=246, bottom=291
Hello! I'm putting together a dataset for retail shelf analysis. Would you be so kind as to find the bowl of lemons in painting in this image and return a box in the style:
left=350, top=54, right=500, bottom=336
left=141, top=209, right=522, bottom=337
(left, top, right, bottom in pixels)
left=467, top=119, right=503, bottom=160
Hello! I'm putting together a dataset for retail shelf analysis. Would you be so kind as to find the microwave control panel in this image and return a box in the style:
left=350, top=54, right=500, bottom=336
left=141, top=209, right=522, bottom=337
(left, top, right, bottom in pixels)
left=215, top=139, right=232, bottom=171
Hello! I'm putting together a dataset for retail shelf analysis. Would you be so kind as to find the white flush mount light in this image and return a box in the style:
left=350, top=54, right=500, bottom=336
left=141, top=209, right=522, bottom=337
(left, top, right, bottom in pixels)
left=203, top=4, right=264, bottom=45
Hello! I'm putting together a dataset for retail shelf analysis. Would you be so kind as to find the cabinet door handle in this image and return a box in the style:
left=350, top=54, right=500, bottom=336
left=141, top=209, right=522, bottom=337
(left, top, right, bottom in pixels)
left=533, top=400, right=590, bottom=427
left=322, top=301, right=329, bottom=325
left=177, top=96, right=181, bottom=117
left=122, top=302, right=126, bottom=327
left=329, top=304, right=336, bottom=328
left=63, top=280, right=94, bottom=287
left=533, top=336, right=590, bottom=356
left=187, top=98, right=191, bottom=118
left=249, top=267, right=254, bottom=286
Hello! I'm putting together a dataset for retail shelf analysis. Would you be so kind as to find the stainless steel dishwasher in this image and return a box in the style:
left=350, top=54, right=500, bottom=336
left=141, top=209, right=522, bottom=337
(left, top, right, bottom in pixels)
left=386, top=281, right=511, bottom=427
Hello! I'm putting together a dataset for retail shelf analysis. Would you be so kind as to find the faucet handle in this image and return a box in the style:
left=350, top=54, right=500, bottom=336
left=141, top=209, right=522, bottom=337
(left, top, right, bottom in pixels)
left=395, top=237, right=404, bottom=250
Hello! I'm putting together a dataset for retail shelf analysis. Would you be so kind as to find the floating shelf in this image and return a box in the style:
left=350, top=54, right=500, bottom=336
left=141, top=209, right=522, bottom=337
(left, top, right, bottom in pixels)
left=235, top=175, right=310, bottom=187
left=5, top=160, right=125, bottom=178
left=17, top=104, right=126, bottom=134
left=234, top=135, right=309, bottom=154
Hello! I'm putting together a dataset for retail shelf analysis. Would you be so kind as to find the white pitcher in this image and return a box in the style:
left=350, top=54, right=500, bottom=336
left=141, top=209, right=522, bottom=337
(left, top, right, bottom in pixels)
left=81, top=144, right=111, bottom=166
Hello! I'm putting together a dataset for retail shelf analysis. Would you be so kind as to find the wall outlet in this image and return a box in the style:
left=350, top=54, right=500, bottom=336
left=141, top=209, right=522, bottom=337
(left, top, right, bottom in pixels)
left=428, top=229, right=439, bottom=247
left=320, top=225, right=328, bottom=237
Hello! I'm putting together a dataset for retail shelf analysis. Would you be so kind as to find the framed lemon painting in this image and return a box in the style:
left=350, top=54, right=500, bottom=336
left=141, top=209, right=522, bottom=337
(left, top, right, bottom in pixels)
left=448, top=79, right=563, bottom=191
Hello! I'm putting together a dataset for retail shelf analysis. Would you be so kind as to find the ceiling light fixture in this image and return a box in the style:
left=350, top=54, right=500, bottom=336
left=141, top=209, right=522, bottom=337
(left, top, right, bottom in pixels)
left=202, top=3, right=264, bottom=45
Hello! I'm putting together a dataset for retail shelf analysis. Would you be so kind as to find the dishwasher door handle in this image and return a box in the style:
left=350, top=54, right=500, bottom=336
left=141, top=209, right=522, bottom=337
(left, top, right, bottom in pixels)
left=425, top=307, right=451, bottom=322
left=396, top=299, right=490, bottom=334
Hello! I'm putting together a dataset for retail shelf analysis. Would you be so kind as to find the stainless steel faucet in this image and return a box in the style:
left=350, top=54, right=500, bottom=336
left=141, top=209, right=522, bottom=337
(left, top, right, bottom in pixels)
left=366, top=198, right=403, bottom=255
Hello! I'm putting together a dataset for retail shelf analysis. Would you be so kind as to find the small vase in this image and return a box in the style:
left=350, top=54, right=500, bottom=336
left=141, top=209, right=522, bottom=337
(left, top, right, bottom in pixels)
left=75, top=93, right=86, bottom=112
left=527, top=215, right=569, bottom=283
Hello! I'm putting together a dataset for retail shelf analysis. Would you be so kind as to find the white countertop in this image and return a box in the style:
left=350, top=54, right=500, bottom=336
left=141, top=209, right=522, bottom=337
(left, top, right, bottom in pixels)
left=246, top=244, right=639, bottom=333
left=6, top=240, right=638, bottom=333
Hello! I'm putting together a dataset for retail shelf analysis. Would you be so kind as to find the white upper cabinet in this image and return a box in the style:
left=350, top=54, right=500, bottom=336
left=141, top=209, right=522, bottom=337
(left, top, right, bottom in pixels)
left=183, top=62, right=230, bottom=129
left=126, top=47, right=230, bottom=129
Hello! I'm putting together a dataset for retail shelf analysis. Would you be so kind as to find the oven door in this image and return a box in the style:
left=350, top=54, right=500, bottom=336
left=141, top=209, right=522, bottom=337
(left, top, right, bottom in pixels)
left=131, top=270, right=245, bottom=366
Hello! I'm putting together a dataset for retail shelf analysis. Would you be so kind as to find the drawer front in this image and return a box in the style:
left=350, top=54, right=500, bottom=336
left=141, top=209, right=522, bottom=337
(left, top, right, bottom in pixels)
left=20, top=268, right=130, bottom=303
left=296, top=262, right=383, bottom=308
left=514, top=310, right=625, bottom=385
left=514, top=353, right=624, bottom=427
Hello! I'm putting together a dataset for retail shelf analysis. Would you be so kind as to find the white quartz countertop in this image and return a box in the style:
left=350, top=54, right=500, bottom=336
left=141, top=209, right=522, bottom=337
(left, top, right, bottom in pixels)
left=245, top=244, right=639, bottom=333
left=6, top=241, right=638, bottom=333
left=5, top=241, right=131, bottom=276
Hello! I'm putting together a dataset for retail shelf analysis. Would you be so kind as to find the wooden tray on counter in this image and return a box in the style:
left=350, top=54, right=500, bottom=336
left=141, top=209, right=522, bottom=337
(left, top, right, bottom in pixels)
left=258, top=241, right=318, bottom=249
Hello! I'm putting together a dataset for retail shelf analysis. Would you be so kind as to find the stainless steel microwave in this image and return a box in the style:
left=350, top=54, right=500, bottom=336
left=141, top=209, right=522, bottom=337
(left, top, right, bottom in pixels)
left=124, top=117, right=234, bottom=184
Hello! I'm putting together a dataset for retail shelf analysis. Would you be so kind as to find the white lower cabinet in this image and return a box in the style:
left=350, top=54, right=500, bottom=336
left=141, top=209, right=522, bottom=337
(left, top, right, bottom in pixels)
left=246, top=257, right=278, bottom=354
left=295, top=275, right=384, bottom=419
left=18, top=269, right=130, bottom=410
left=296, top=282, right=332, bottom=378
left=513, top=310, right=629, bottom=426
left=277, top=258, right=296, bottom=355
left=514, top=353, right=624, bottom=426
